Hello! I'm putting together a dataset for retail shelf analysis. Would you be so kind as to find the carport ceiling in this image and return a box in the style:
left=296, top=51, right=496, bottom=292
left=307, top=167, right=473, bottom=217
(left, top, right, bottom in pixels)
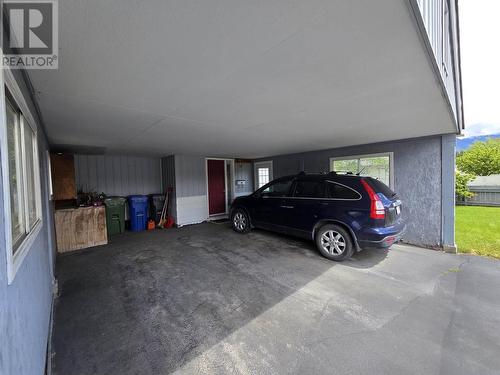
left=29, top=0, right=456, bottom=158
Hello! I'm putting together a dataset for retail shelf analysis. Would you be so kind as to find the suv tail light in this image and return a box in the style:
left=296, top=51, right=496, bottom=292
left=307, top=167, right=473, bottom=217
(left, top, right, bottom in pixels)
left=361, top=179, right=385, bottom=219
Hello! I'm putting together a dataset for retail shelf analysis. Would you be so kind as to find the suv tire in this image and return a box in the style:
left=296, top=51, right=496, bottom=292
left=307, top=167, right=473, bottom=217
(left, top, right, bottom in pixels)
left=231, top=208, right=251, bottom=233
left=315, top=224, right=354, bottom=261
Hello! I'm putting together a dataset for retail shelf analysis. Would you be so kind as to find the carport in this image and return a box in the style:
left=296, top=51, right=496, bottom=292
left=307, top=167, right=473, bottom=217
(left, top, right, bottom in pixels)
left=25, top=0, right=461, bottom=249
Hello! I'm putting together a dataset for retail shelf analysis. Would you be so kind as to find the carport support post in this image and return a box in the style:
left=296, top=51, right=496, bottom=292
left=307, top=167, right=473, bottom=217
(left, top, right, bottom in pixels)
left=441, top=134, right=456, bottom=253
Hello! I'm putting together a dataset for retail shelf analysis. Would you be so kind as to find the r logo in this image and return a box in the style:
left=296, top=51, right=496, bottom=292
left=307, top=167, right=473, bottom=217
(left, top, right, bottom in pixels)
left=1, top=0, right=58, bottom=68
left=4, top=1, right=53, bottom=54
left=9, top=7, right=48, bottom=49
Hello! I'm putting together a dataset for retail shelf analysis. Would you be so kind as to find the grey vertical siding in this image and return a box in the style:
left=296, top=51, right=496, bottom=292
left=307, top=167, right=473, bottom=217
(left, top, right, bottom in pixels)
left=1, top=71, right=55, bottom=374
left=173, top=155, right=208, bottom=225
left=161, top=155, right=176, bottom=190
left=413, top=0, right=461, bottom=124
left=234, top=161, right=254, bottom=196
left=75, top=154, right=162, bottom=196
left=161, top=155, right=177, bottom=221
left=463, top=191, right=500, bottom=206
left=174, top=155, right=206, bottom=198
left=174, top=157, right=255, bottom=198
left=255, top=135, right=445, bottom=248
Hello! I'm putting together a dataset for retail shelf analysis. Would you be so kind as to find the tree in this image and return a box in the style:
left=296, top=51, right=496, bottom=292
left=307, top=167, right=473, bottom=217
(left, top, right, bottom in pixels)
left=456, top=138, right=500, bottom=176
left=455, top=170, right=475, bottom=200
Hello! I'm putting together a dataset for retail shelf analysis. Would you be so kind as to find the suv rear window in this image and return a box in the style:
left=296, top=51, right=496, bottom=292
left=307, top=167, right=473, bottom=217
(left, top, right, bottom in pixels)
left=365, top=177, right=396, bottom=198
left=326, top=181, right=360, bottom=199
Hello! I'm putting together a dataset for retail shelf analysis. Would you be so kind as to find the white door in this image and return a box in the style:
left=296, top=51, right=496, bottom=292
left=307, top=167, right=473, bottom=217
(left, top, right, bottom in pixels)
left=254, top=161, right=273, bottom=190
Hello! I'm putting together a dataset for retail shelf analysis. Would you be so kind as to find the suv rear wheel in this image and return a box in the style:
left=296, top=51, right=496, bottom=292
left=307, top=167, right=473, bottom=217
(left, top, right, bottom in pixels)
left=315, top=224, right=354, bottom=261
left=231, top=209, right=251, bottom=233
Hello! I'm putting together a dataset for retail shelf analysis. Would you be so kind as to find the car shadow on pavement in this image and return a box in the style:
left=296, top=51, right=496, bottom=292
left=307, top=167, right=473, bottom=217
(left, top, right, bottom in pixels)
left=250, top=226, right=389, bottom=270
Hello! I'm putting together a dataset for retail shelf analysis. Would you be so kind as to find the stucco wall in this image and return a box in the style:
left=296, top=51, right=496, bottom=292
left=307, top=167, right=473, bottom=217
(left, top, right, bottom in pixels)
left=0, top=70, right=55, bottom=374
left=256, top=136, right=445, bottom=248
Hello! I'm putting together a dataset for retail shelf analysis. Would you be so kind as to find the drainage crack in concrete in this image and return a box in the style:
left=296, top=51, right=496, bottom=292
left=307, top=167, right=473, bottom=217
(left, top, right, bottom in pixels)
left=375, top=258, right=472, bottom=333
left=378, top=293, right=428, bottom=332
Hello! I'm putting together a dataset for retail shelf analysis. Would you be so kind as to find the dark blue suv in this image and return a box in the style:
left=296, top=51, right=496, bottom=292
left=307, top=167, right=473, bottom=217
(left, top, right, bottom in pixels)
left=230, top=172, right=405, bottom=261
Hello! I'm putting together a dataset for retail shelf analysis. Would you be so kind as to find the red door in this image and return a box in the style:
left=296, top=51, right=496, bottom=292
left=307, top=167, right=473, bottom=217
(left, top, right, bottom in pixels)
left=207, top=159, right=226, bottom=215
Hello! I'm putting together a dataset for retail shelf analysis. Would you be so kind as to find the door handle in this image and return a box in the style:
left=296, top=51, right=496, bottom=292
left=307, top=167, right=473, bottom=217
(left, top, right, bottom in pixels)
left=280, top=205, right=294, bottom=209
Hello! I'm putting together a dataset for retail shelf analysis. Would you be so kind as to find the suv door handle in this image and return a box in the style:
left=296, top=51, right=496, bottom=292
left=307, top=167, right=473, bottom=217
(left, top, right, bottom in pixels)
left=280, top=205, right=294, bottom=209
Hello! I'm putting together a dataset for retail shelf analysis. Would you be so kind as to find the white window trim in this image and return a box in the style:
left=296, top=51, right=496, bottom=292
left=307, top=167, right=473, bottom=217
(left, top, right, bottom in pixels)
left=254, top=160, right=273, bottom=190
left=329, top=152, right=394, bottom=189
left=1, top=66, right=43, bottom=284
left=441, top=0, right=450, bottom=77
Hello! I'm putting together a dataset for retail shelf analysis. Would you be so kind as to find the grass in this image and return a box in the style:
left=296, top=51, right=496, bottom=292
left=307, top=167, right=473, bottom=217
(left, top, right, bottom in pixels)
left=456, top=205, right=500, bottom=259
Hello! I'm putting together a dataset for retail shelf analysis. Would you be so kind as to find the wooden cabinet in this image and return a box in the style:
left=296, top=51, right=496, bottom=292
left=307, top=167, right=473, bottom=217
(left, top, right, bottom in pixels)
left=54, top=206, right=107, bottom=253
left=50, top=153, right=76, bottom=200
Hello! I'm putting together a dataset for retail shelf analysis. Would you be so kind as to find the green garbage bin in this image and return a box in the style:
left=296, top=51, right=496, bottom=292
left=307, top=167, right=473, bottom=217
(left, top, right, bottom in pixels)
left=104, top=197, right=126, bottom=236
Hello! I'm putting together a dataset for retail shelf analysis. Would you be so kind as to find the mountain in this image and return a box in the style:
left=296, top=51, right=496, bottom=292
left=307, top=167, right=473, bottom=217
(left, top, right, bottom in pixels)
left=456, top=134, right=500, bottom=152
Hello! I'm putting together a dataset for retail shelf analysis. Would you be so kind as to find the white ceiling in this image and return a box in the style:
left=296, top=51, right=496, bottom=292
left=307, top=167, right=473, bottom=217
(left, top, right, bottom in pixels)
left=28, top=0, right=457, bottom=158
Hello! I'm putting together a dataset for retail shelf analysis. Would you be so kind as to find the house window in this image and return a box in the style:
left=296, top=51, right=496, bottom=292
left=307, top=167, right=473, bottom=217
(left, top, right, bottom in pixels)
left=4, top=93, right=42, bottom=255
left=330, top=153, right=393, bottom=188
left=254, top=161, right=273, bottom=189
left=442, top=0, right=450, bottom=77
left=257, top=168, right=270, bottom=188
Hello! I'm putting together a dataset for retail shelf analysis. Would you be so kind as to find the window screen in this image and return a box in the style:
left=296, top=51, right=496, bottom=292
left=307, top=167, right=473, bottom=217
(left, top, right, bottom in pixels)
left=5, top=95, right=41, bottom=253
left=6, top=101, right=24, bottom=247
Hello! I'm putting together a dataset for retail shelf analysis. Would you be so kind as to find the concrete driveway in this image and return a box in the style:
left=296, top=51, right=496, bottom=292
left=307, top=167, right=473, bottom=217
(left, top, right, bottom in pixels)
left=53, top=223, right=500, bottom=375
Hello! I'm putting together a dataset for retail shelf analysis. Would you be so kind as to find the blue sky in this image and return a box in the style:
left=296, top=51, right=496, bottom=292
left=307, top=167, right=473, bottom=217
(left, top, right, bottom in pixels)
left=460, top=0, right=500, bottom=137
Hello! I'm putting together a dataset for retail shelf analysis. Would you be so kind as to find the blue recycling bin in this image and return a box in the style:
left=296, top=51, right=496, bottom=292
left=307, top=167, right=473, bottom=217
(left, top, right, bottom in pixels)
left=128, top=195, right=149, bottom=232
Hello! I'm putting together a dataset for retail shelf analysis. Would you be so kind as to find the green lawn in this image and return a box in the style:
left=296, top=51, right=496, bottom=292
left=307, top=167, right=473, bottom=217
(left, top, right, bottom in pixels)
left=456, top=206, right=500, bottom=259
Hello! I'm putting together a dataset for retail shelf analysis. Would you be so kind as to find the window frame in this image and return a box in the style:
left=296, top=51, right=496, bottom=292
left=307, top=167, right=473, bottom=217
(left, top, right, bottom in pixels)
left=329, top=152, right=394, bottom=189
left=441, top=0, right=450, bottom=77
left=1, top=67, right=43, bottom=284
left=254, top=160, right=273, bottom=189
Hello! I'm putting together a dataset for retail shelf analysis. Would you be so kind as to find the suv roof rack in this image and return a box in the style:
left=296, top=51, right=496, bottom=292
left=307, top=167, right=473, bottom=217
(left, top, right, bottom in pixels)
left=333, top=171, right=354, bottom=175
left=297, top=171, right=329, bottom=176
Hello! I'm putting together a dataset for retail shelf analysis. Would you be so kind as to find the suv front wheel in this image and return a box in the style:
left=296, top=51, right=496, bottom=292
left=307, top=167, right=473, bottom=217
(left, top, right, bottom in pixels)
left=315, top=224, right=354, bottom=261
left=231, top=208, right=251, bottom=233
